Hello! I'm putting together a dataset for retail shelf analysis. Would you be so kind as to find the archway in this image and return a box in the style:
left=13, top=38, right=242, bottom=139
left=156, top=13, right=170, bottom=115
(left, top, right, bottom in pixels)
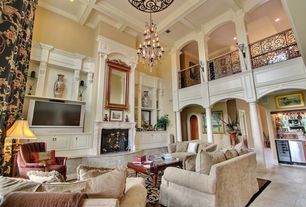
left=190, top=115, right=199, bottom=140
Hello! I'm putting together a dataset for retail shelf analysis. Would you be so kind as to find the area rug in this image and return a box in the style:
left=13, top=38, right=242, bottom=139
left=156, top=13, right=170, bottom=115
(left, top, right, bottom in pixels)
left=137, top=174, right=271, bottom=207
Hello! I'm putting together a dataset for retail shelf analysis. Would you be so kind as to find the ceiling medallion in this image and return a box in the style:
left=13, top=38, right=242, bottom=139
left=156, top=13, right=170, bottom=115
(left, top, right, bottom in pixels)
left=128, top=0, right=174, bottom=13
left=128, top=0, right=174, bottom=71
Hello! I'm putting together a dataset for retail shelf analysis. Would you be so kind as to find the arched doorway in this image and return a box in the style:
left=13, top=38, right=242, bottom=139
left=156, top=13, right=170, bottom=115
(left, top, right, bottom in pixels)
left=190, top=115, right=199, bottom=140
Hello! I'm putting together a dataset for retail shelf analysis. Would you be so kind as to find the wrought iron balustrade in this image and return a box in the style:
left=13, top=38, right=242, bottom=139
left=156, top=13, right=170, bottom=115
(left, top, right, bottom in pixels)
left=207, top=50, right=241, bottom=81
left=178, top=64, right=201, bottom=89
left=249, top=29, right=301, bottom=69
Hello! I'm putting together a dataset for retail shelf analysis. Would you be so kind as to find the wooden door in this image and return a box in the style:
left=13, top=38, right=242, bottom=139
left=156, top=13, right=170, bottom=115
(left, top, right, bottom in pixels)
left=190, top=115, right=199, bottom=140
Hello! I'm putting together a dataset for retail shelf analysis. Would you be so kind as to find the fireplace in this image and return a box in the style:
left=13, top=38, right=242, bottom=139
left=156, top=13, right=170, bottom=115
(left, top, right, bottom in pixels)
left=101, top=129, right=129, bottom=154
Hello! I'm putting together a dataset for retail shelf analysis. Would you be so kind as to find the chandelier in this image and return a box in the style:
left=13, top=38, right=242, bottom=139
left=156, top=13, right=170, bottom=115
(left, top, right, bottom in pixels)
left=128, top=0, right=174, bottom=70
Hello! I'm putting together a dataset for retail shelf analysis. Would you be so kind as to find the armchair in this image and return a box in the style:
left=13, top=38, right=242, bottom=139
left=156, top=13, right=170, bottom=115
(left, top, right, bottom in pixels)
left=17, top=142, right=67, bottom=179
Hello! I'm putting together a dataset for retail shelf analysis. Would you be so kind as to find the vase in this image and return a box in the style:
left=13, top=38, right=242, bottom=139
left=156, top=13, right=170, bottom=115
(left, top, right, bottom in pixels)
left=230, top=132, right=237, bottom=146
left=142, top=91, right=149, bottom=107
left=54, top=74, right=65, bottom=98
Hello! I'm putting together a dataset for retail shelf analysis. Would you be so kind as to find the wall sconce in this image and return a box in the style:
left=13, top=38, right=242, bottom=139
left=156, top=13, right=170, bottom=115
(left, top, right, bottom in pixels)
left=238, top=43, right=246, bottom=58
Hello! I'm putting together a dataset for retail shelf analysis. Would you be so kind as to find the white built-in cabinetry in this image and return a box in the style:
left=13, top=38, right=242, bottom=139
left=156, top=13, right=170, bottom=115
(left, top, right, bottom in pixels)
left=135, top=72, right=163, bottom=128
left=134, top=72, right=169, bottom=150
left=23, top=43, right=95, bottom=157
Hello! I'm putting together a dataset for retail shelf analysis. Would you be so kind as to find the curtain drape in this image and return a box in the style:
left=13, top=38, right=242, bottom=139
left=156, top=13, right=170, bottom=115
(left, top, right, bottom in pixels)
left=0, top=0, right=38, bottom=176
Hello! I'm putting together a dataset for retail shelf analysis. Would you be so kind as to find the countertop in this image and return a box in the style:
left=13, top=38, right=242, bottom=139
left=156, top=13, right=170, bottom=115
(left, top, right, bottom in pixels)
left=275, top=138, right=306, bottom=142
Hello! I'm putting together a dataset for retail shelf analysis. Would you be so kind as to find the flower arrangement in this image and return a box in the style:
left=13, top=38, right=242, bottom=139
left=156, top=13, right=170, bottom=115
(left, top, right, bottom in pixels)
left=221, top=118, right=241, bottom=146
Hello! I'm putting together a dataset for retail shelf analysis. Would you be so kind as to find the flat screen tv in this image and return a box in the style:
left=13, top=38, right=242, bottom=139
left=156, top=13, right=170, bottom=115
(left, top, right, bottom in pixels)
left=28, top=100, right=85, bottom=128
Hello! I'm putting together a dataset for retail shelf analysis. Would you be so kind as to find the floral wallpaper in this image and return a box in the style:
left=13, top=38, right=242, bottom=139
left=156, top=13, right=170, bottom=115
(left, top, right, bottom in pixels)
left=0, top=0, right=38, bottom=176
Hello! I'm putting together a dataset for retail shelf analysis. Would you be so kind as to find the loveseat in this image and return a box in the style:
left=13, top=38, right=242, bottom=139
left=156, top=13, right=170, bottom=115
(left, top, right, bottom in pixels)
left=160, top=152, right=258, bottom=207
left=168, top=140, right=217, bottom=170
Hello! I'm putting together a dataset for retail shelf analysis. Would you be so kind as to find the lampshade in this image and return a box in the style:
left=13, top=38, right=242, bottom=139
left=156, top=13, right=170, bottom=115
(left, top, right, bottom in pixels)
left=6, top=120, right=36, bottom=139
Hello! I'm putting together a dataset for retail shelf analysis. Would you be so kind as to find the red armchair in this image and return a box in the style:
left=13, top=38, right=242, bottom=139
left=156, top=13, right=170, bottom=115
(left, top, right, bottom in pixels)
left=17, top=142, right=67, bottom=180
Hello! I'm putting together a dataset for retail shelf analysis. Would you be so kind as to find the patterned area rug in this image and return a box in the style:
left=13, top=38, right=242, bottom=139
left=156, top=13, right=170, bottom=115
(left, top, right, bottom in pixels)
left=129, top=170, right=271, bottom=207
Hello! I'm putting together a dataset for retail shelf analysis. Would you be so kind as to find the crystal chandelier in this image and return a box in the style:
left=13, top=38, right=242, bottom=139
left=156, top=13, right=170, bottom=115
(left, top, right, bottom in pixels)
left=128, top=0, right=174, bottom=70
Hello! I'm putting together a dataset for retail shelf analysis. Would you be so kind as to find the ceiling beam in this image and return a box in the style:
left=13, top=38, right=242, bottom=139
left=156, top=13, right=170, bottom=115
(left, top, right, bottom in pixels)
left=157, top=0, right=209, bottom=33
left=223, top=0, right=241, bottom=11
left=180, top=18, right=198, bottom=31
left=94, top=2, right=144, bottom=32
left=79, top=0, right=97, bottom=25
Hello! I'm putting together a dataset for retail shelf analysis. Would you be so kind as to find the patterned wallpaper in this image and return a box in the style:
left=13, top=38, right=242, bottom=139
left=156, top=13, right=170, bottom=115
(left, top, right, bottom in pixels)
left=0, top=0, right=38, bottom=176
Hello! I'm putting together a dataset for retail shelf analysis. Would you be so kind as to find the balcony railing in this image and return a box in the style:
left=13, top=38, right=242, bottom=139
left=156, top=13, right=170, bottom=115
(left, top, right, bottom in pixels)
left=178, top=64, right=201, bottom=89
left=249, top=29, right=301, bottom=69
left=207, top=50, right=241, bottom=81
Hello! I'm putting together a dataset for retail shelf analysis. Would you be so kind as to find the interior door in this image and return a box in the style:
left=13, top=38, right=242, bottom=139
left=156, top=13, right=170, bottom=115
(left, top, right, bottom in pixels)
left=190, top=115, right=199, bottom=140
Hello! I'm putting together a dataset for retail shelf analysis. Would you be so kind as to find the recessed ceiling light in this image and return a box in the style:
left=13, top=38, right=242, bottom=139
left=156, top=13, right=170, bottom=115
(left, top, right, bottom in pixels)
left=70, top=0, right=74, bottom=2
left=165, top=29, right=171, bottom=34
left=233, top=37, right=237, bottom=40
left=275, top=18, right=280, bottom=22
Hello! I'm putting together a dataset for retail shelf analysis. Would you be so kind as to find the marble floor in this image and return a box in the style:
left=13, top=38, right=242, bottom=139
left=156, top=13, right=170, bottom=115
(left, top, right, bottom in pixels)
left=250, top=165, right=306, bottom=207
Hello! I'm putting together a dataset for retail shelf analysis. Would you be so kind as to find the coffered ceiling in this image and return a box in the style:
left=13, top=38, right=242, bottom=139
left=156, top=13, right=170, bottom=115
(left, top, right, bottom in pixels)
left=38, top=0, right=252, bottom=47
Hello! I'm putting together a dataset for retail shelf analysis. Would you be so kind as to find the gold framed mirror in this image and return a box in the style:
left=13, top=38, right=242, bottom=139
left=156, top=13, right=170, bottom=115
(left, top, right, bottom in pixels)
left=106, top=60, right=130, bottom=109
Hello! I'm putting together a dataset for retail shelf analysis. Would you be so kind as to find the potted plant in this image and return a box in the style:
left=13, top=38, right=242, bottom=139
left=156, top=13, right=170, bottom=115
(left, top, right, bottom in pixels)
left=222, top=118, right=241, bottom=146
left=155, top=114, right=170, bottom=131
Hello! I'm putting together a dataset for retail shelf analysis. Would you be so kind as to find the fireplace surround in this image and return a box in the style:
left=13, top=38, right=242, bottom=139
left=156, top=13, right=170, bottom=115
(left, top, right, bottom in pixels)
left=101, top=129, right=129, bottom=153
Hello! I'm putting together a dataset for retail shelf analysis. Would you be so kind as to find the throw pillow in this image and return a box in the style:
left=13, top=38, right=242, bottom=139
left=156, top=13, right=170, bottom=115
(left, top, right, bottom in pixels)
left=187, top=142, right=198, bottom=153
left=27, top=170, right=65, bottom=183
left=222, top=149, right=234, bottom=160
left=195, top=150, right=226, bottom=175
left=42, top=181, right=87, bottom=192
left=31, top=150, right=56, bottom=165
left=176, top=142, right=189, bottom=152
left=77, top=165, right=114, bottom=181
left=234, top=142, right=248, bottom=155
left=85, top=168, right=127, bottom=199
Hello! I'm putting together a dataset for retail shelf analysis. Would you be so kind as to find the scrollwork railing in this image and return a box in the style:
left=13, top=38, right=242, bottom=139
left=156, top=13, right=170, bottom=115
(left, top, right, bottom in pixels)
left=249, top=29, right=301, bottom=69
left=207, top=50, right=241, bottom=81
left=178, top=64, right=201, bottom=89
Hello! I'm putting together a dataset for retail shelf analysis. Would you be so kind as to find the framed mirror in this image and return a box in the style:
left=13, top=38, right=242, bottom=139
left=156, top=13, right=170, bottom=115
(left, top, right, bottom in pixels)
left=106, top=60, right=130, bottom=109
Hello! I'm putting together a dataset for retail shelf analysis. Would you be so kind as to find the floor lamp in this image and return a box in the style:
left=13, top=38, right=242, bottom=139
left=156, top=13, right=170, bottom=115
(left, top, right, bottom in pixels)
left=6, top=120, right=36, bottom=177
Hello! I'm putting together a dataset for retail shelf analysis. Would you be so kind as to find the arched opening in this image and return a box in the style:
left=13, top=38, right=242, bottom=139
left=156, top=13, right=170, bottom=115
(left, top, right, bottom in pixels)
left=178, top=41, right=200, bottom=88
left=258, top=89, right=306, bottom=168
left=206, top=22, right=241, bottom=80
left=190, top=115, right=199, bottom=140
left=245, top=0, right=299, bottom=69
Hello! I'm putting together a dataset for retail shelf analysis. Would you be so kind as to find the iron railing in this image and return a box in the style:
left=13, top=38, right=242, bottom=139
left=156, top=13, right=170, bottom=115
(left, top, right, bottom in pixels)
left=178, top=64, right=201, bottom=89
left=249, top=29, right=301, bottom=69
left=207, top=50, right=241, bottom=81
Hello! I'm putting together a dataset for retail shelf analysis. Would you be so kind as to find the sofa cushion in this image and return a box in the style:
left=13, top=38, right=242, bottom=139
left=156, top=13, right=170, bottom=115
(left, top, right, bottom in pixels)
left=168, top=143, right=176, bottom=153
left=31, top=150, right=56, bottom=165
left=85, top=168, right=127, bottom=199
left=77, top=165, right=114, bottom=181
left=196, top=150, right=226, bottom=175
left=42, top=181, right=87, bottom=192
left=171, top=152, right=195, bottom=161
left=27, top=170, right=65, bottom=183
left=187, top=142, right=198, bottom=153
left=176, top=142, right=189, bottom=152
left=234, top=142, right=248, bottom=155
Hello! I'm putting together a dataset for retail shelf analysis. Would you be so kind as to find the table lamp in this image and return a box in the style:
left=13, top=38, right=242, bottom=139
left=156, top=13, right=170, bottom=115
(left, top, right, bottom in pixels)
left=6, top=120, right=36, bottom=176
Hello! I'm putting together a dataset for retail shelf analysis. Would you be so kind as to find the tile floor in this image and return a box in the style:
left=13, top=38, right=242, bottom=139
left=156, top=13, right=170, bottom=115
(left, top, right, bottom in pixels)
left=251, top=165, right=306, bottom=207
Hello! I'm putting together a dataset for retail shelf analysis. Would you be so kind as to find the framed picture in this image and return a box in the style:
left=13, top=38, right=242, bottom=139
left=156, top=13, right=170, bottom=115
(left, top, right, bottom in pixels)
left=202, top=111, right=224, bottom=134
left=109, top=109, right=124, bottom=122
left=275, top=93, right=304, bottom=109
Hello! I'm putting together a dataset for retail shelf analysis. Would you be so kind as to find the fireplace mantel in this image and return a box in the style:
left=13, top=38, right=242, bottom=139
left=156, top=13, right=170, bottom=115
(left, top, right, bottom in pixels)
left=99, top=121, right=136, bottom=129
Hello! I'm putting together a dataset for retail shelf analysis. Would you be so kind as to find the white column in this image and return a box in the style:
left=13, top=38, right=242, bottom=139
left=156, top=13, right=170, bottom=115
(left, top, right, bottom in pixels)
left=249, top=102, right=266, bottom=170
left=35, top=62, right=47, bottom=96
left=206, top=107, right=213, bottom=143
left=196, top=33, right=209, bottom=82
left=72, top=70, right=80, bottom=100
left=234, top=12, right=252, bottom=71
left=176, top=111, right=182, bottom=142
left=129, top=62, right=137, bottom=123
left=95, top=52, right=108, bottom=122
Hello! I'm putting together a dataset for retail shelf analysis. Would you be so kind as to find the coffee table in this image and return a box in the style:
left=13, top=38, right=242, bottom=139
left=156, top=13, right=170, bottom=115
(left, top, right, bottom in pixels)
left=127, top=158, right=182, bottom=187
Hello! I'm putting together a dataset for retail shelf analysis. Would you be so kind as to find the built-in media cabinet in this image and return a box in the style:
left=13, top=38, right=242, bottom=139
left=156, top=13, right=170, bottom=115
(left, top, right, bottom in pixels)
left=23, top=43, right=95, bottom=157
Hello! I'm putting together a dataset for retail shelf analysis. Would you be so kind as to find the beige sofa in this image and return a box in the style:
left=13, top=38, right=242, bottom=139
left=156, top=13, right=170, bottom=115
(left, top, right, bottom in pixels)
left=160, top=152, right=258, bottom=207
left=168, top=141, right=217, bottom=170
left=0, top=176, right=147, bottom=207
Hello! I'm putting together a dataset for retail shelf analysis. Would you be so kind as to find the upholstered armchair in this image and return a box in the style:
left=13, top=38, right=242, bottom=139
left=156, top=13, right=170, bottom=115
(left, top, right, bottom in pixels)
left=17, top=142, right=67, bottom=179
